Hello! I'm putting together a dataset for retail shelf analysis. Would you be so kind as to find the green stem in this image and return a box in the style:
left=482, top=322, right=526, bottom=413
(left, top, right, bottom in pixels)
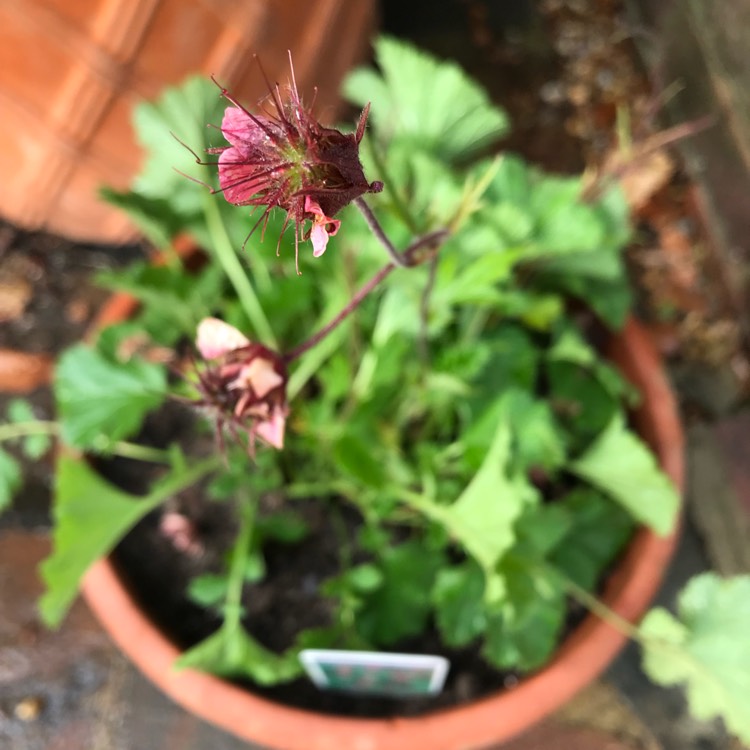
left=202, top=196, right=277, bottom=348
left=224, top=493, right=256, bottom=630
left=0, top=421, right=172, bottom=464
left=561, top=573, right=644, bottom=643
left=0, top=421, right=58, bottom=442
left=107, top=441, right=173, bottom=464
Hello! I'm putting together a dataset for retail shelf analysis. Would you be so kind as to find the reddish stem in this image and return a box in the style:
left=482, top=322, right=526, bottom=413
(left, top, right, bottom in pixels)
left=283, top=229, right=447, bottom=363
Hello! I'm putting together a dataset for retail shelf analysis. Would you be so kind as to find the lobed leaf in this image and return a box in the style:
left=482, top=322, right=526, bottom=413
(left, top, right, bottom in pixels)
left=40, top=453, right=217, bottom=627
left=640, top=573, right=750, bottom=743
left=569, top=415, right=679, bottom=536
left=344, top=36, right=508, bottom=160
left=55, top=344, right=167, bottom=449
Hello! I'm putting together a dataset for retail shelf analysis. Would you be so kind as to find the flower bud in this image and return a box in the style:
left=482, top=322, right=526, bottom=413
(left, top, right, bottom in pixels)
left=193, top=318, right=288, bottom=451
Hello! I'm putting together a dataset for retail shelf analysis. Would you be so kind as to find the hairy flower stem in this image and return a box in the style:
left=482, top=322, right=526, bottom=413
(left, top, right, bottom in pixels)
left=354, top=197, right=408, bottom=268
left=284, top=228, right=447, bottom=364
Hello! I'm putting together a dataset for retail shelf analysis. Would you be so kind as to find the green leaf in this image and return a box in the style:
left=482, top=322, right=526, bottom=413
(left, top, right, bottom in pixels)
left=569, top=415, right=679, bottom=536
left=7, top=398, right=36, bottom=423
left=39, top=453, right=217, bottom=626
left=547, top=360, right=618, bottom=449
left=7, top=399, right=51, bottom=459
left=640, top=573, right=750, bottom=743
left=55, top=344, right=167, bottom=449
left=548, top=488, right=634, bottom=590
left=176, top=622, right=302, bottom=685
left=187, top=574, right=228, bottom=609
left=0, top=448, right=21, bottom=513
left=433, top=561, right=487, bottom=647
left=99, top=187, right=193, bottom=249
left=483, top=555, right=566, bottom=671
left=96, top=262, right=224, bottom=347
left=256, top=511, right=309, bottom=544
left=507, top=391, right=567, bottom=472
left=344, top=36, right=508, bottom=160
left=357, top=540, right=445, bottom=645
left=536, top=260, right=632, bottom=328
left=133, top=76, right=225, bottom=198
left=413, top=411, right=531, bottom=579
left=346, top=563, right=384, bottom=593
left=534, top=182, right=605, bottom=254
left=514, top=503, right=572, bottom=558
left=332, top=431, right=387, bottom=489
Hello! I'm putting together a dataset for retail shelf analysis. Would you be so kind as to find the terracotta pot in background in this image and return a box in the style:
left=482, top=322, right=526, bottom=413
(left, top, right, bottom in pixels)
left=81, top=274, right=685, bottom=750
left=0, top=0, right=376, bottom=244
left=0, top=349, right=54, bottom=394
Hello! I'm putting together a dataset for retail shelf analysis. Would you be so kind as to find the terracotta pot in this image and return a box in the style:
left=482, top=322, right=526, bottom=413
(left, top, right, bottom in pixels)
left=0, top=348, right=54, bottom=394
left=0, top=0, right=376, bottom=244
left=81, top=281, right=684, bottom=749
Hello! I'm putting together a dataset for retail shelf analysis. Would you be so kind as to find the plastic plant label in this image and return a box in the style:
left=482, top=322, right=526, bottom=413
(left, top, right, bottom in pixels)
left=299, top=649, right=450, bottom=697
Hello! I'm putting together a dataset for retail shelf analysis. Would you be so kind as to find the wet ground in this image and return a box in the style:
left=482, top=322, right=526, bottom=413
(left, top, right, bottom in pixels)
left=2, top=1, right=750, bottom=748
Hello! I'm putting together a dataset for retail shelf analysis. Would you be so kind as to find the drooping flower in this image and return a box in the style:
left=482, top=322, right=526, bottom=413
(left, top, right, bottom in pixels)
left=192, top=317, right=288, bottom=451
left=208, top=57, right=383, bottom=272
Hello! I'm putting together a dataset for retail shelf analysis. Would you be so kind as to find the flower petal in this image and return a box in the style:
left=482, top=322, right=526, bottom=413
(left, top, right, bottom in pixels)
left=221, top=106, right=271, bottom=150
left=255, top=408, right=286, bottom=450
left=196, top=318, right=250, bottom=359
left=229, top=356, right=283, bottom=399
left=305, top=197, right=341, bottom=257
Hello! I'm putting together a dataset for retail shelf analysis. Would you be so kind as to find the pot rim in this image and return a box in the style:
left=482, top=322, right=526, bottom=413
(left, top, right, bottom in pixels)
left=82, top=284, right=684, bottom=750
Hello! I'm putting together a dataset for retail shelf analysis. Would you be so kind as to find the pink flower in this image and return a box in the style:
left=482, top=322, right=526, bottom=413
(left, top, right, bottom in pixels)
left=193, top=318, right=288, bottom=451
left=305, top=196, right=340, bottom=257
left=208, top=58, right=383, bottom=272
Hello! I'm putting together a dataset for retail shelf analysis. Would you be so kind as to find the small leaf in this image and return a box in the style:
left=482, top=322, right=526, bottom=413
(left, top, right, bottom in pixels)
left=7, top=398, right=36, bottom=423
left=357, top=540, right=445, bottom=646
left=548, top=488, right=634, bottom=590
left=415, top=410, right=531, bottom=578
left=640, top=573, right=750, bottom=743
left=243, top=553, right=266, bottom=583
left=187, top=574, right=228, bottom=608
left=256, top=511, right=309, bottom=544
left=6, top=399, right=51, bottom=459
left=346, top=563, right=384, bottom=593
left=176, top=622, right=302, bottom=685
left=55, top=344, right=167, bottom=449
left=483, top=556, right=566, bottom=672
left=0, top=449, right=21, bottom=513
left=333, top=432, right=387, bottom=489
left=569, top=415, right=679, bottom=535
left=433, top=561, right=487, bottom=647
left=515, top=503, right=572, bottom=558
left=507, top=391, right=567, bottom=472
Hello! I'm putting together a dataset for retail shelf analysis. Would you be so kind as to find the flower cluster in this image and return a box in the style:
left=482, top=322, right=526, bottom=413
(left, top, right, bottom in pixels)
left=210, top=60, right=383, bottom=271
left=193, top=317, right=288, bottom=451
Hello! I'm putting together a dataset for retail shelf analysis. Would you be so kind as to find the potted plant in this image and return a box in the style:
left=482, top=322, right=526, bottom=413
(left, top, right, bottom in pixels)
left=1, top=36, right=749, bottom=749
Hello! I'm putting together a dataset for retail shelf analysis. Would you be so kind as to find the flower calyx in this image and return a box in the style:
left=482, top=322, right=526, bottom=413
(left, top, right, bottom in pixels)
left=209, top=56, right=383, bottom=272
